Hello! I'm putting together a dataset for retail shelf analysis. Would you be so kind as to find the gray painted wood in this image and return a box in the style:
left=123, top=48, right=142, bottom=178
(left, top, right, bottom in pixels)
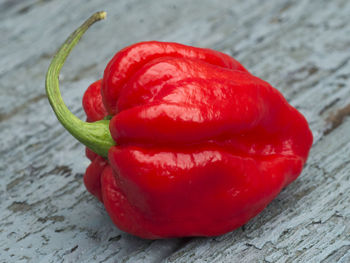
left=1, top=0, right=349, bottom=262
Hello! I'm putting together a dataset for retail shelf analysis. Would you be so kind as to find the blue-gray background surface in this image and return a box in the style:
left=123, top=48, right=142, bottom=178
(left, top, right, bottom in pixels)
left=1, top=0, right=350, bottom=262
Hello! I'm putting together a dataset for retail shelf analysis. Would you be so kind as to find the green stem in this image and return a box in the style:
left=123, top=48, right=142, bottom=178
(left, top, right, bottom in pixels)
left=45, top=11, right=115, bottom=158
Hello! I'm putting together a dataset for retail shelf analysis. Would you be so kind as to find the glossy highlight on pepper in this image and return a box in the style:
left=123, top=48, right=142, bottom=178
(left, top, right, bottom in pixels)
left=46, top=12, right=313, bottom=239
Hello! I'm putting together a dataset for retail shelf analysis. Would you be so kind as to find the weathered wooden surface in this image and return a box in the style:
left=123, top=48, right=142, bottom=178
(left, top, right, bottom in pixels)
left=1, top=0, right=350, bottom=262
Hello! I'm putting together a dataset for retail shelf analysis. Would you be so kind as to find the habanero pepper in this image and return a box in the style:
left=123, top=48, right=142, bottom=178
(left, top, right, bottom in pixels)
left=46, top=12, right=313, bottom=239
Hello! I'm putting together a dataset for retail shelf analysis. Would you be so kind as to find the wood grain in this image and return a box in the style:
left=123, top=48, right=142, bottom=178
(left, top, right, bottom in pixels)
left=1, top=0, right=349, bottom=262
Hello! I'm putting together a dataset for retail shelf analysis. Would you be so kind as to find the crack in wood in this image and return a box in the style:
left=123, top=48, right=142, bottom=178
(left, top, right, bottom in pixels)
left=0, top=94, right=46, bottom=122
left=324, top=103, right=350, bottom=135
left=7, top=201, right=32, bottom=213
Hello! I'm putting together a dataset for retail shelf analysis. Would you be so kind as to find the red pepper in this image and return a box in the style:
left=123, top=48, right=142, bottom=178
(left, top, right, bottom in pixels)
left=46, top=12, right=313, bottom=239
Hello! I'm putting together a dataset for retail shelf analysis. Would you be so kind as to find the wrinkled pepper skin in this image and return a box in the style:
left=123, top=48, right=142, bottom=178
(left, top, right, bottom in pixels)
left=82, top=41, right=313, bottom=239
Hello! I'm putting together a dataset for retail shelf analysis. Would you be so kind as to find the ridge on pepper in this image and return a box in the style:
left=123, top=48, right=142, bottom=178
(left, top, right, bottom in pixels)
left=46, top=12, right=313, bottom=239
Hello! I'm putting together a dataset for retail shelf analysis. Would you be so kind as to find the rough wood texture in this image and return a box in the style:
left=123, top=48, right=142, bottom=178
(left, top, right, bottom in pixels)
left=1, top=0, right=350, bottom=262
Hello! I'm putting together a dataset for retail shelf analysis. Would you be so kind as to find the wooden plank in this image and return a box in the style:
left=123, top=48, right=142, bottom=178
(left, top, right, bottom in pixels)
left=1, top=0, right=349, bottom=262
